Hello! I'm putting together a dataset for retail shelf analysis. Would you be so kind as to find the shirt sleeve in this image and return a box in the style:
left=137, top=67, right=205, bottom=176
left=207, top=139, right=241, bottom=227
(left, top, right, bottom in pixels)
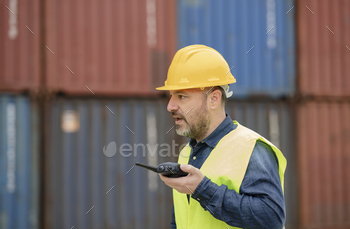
left=171, top=205, right=176, bottom=229
left=191, top=140, right=286, bottom=229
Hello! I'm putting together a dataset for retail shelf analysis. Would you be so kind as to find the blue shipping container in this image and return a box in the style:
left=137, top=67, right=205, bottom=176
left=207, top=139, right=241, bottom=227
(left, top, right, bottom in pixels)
left=46, top=98, right=185, bottom=229
left=0, top=95, right=39, bottom=229
left=177, top=0, right=296, bottom=97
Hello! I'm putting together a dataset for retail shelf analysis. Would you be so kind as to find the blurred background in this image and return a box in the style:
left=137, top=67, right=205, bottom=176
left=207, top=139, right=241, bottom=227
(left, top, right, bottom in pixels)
left=0, top=0, right=349, bottom=228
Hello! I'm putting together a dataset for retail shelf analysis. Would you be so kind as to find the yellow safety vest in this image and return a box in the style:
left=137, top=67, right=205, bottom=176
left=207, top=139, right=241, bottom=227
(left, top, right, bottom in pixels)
left=173, top=121, right=287, bottom=229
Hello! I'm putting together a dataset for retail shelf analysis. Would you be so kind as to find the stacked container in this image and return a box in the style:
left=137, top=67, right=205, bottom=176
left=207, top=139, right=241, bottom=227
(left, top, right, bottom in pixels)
left=178, top=1, right=350, bottom=228
left=0, top=0, right=41, bottom=227
left=296, top=1, right=350, bottom=228
left=177, top=0, right=298, bottom=227
left=1, top=0, right=349, bottom=228
left=40, top=0, right=176, bottom=228
left=40, top=1, right=179, bottom=228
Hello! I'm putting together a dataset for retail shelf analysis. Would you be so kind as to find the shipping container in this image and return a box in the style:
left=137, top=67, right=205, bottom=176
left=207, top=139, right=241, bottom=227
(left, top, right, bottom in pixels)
left=44, top=98, right=186, bottom=229
left=44, top=0, right=176, bottom=96
left=297, top=0, right=350, bottom=97
left=297, top=101, right=350, bottom=229
left=0, top=94, right=39, bottom=229
left=227, top=100, right=298, bottom=228
left=177, top=0, right=296, bottom=98
left=0, top=0, right=41, bottom=92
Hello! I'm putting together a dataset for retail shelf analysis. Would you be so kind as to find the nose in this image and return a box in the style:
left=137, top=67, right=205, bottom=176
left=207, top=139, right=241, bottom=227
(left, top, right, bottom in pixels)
left=167, top=95, right=178, bottom=113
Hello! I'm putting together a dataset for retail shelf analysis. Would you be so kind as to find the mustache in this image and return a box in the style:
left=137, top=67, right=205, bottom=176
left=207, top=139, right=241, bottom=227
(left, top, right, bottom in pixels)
left=171, top=112, right=186, bottom=120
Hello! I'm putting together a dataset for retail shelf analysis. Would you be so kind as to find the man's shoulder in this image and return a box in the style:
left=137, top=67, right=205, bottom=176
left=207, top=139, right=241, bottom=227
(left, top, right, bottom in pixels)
left=223, top=123, right=263, bottom=143
left=251, top=140, right=279, bottom=168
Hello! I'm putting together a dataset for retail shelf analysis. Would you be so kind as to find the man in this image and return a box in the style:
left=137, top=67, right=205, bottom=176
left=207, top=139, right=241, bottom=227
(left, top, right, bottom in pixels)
left=156, top=45, right=286, bottom=229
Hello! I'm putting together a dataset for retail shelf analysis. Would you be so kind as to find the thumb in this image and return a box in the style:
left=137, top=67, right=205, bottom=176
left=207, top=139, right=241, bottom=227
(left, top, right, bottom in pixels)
left=180, top=164, right=196, bottom=173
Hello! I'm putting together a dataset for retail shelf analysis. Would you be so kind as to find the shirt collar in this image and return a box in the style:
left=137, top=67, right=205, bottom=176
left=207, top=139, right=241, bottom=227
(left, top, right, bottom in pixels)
left=189, top=114, right=237, bottom=148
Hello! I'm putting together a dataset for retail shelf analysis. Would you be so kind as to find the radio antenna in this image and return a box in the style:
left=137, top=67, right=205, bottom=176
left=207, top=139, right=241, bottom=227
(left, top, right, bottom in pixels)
left=135, top=162, right=157, bottom=172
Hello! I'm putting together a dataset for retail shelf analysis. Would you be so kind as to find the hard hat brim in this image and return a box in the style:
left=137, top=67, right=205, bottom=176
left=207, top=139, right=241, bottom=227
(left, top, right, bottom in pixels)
left=156, top=79, right=236, bottom=91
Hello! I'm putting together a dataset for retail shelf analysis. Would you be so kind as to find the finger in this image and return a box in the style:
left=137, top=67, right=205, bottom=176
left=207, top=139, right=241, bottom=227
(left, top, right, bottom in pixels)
left=180, top=164, right=197, bottom=174
left=160, top=174, right=179, bottom=183
left=159, top=175, right=176, bottom=188
left=161, top=175, right=187, bottom=187
left=159, top=174, right=170, bottom=182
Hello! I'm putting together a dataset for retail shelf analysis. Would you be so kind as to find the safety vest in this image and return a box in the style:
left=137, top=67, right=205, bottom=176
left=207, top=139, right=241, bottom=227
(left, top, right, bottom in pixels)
left=173, top=121, right=287, bottom=229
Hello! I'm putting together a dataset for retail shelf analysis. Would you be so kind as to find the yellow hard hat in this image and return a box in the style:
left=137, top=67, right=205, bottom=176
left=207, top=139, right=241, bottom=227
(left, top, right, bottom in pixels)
left=156, top=44, right=236, bottom=91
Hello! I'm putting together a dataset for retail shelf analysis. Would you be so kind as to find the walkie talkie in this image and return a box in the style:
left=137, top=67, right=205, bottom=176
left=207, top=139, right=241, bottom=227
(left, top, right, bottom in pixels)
left=135, top=162, right=189, bottom=178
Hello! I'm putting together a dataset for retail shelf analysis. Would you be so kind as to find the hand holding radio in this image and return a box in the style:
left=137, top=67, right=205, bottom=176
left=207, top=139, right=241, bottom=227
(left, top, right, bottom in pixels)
left=135, top=162, right=189, bottom=178
left=159, top=164, right=205, bottom=195
left=135, top=162, right=204, bottom=194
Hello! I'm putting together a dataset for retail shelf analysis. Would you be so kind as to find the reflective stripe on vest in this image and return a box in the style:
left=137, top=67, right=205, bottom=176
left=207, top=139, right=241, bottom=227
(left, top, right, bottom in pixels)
left=173, top=121, right=287, bottom=229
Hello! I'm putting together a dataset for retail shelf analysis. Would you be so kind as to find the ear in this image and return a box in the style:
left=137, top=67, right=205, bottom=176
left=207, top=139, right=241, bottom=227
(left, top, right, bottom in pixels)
left=208, top=89, right=222, bottom=110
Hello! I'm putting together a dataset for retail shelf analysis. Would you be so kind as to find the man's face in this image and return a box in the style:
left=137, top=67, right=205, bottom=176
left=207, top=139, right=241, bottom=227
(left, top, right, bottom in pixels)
left=167, top=89, right=211, bottom=140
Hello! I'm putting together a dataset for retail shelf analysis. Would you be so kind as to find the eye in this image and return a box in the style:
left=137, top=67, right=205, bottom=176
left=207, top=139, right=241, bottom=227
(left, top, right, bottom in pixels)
left=178, top=95, right=186, bottom=99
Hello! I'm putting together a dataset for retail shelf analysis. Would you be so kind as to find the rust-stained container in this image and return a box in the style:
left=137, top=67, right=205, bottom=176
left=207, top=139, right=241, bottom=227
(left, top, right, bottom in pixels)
left=297, top=0, right=350, bottom=97
left=297, top=101, right=350, bottom=229
left=0, top=0, right=41, bottom=92
left=44, top=0, right=176, bottom=96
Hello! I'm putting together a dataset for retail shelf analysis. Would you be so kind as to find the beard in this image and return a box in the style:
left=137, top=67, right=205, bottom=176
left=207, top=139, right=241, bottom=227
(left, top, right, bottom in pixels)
left=174, top=101, right=211, bottom=140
